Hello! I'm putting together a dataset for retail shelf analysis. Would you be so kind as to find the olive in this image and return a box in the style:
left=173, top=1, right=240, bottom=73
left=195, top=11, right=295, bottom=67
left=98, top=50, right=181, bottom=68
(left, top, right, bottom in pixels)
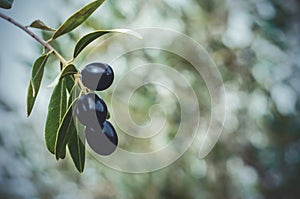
left=81, top=62, right=114, bottom=91
left=85, top=121, right=118, bottom=155
left=75, top=93, right=107, bottom=128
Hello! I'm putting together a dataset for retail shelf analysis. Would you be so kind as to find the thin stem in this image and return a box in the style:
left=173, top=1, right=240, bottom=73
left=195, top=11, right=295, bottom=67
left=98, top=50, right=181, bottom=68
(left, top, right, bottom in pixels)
left=74, top=73, right=89, bottom=93
left=0, top=12, right=67, bottom=66
left=0, top=12, right=88, bottom=91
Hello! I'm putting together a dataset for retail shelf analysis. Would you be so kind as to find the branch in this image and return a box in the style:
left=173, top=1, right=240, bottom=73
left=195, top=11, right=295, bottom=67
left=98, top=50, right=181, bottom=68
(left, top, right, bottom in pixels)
left=0, top=12, right=87, bottom=90
left=0, top=12, right=67, bottom=65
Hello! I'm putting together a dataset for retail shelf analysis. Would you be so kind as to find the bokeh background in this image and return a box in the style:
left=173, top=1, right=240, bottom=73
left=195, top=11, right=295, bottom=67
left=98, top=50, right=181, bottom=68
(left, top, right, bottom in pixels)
left=1, top=0, right=300, bottom=198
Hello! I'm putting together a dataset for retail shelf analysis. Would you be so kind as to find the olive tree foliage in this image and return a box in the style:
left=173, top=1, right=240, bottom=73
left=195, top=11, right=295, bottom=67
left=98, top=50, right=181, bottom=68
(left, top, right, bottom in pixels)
left=0, top=0, right=140, bottom=173
left=1, top=0, right=300, bottom=199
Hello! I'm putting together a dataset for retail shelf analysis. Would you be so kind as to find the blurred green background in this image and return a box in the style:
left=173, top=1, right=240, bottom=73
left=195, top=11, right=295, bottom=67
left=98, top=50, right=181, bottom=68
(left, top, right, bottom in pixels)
left=0, top=0, right=300, bottom=198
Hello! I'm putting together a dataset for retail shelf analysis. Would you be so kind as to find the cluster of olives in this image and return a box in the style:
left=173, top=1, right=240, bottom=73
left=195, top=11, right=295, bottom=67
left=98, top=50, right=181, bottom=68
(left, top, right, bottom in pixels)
left=75, top=62, right=118, bottom=155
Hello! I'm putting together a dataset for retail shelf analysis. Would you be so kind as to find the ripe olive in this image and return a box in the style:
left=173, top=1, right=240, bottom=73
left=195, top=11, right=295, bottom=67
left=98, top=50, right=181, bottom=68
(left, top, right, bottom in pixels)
left=75, top=93, right=107, bottom=128
left=85, top=121, right=118, bottom=155
left=81, top=62, right=114, bottom=91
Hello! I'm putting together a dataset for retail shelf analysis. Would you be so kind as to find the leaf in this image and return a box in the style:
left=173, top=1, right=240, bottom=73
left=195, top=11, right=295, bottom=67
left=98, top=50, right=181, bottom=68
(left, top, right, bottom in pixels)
left=45, top=79, right=68, bottom=155
left=26, top=81, right=35, bottom=116
left=68, top=83, right=81, bottom=105
left=54, top=84, right=81, bottom=160
left=73, top=29, right=143, bottom=58
left=65, top=75, right=75, bottom=93
left=27, top=53, right=50, bottom=116
left=68, top=118, right=85, bottom=173
left=51, top=0, right=105, bottom=40
left=28, top=19, right=55, bottom=31
left=31, top=54, right=50, bottom=96
left=54, top=89, right=80, bottom=160
left=47, top=64, right=77, bottom=89
left=60, top=64, right=78, bottom=79
left=67, top=85, right=85, bottom=172
left=0, top=0, right=14, bottom=9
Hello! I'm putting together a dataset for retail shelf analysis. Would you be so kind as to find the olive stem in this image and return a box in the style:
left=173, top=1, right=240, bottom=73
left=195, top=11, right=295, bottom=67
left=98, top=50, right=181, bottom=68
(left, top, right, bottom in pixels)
left=74, top=73, right=89, bottom=93
left=0, top=12, right=68, bottom=66
left=0, top=12, right=87, bottom=91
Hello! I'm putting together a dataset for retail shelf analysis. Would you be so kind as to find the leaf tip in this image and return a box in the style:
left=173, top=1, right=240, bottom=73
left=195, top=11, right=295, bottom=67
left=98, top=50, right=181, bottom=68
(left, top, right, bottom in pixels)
left=78, top=169, right=84, bottom=174
left=26, top=107, right=33, bottom=117
left=114, top=29, right=143, bottom=39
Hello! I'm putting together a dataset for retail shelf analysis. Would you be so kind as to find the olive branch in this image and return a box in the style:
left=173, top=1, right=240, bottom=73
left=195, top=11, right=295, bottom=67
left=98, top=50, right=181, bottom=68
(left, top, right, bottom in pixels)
left=0, top=0, right=141, bottom=173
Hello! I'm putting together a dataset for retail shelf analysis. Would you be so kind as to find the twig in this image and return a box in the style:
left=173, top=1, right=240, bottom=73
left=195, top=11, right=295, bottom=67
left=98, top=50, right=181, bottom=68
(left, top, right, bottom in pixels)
left=0, top=12, right=67, bottom=65
left=0, top=12, right=88, bottom=91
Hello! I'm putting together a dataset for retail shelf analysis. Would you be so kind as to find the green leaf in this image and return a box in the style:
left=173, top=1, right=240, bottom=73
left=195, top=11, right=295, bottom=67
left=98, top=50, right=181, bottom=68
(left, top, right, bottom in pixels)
left=61, top=64, right=78, bottom=96
left=54, top=84, right=81, bottom=160
left=31, top=54, right=50, bottom=96
left=45, top=79, right=68, bottom=155
left=68, top=118, right=85, bottom=173
left=47, top=64, right=77, bottom=89
left=26, top=81, right=35, bottom=116
left=67, top=84, right=85, bottom=172
left=65, top=75, right=75, bottom=93
left=0, top=0, right=14, bottom=9
left=68, top=83, right=81, bottom=105
left=51, top=0, right=105, bottom=40
left=73, top=29, right=143, bottom=58
left=27, top=53, right=50, bottom=116
left=60, top=64, right=78, bottom=79
left=55, top=98, right=78, bottom=160
left=28, top=19, right=55, bottom=31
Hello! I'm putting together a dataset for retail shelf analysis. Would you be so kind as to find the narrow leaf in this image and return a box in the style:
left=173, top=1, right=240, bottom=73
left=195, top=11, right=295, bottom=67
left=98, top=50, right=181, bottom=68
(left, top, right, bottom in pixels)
left=47, top=64, right=77, bottom=89
left=28, top=19, right=56, bottom=31
left=60, top=64, right=78, bottom=95
left=54, top=84, right=81, bottom=160
left=68, top=119, right=85, bottom=173
left=65, top=75, right=75, bottom=93
left=68, top=83, right=81, bottom=105
left=0, top=0, right=14, bottom=9
left=31, top=53, right=50, bottom=95
left=55, top=98, right=78, bottom=160
left=52, top=0, right=105, bottom=40
left=73, top=29, right=142, bottom=58
left=45, top=79, right=68, bottom=154
left=26, top=81, right=35, bottom=116
left=67, top=85, right=85, bottom=172
left=27, top=53, right=50, bottom=116
left=61, top=64, right=78, bottom=78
